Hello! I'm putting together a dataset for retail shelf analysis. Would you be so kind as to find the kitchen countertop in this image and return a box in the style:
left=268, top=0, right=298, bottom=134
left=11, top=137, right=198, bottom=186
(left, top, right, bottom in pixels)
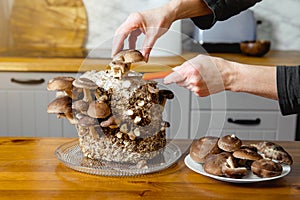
left=0, top=137, right=299, bottom=199
left=0, top=49, right=299, bottom=72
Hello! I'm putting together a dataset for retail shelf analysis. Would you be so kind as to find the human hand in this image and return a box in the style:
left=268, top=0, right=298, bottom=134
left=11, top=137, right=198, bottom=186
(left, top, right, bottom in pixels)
left=163, top=54, right=235, bottom=97
left=112, top=6, right=175, bottom=62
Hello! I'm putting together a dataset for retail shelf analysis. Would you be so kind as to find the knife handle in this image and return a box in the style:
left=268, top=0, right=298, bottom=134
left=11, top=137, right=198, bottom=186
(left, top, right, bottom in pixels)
left=142, top=70, right=173, bottom=80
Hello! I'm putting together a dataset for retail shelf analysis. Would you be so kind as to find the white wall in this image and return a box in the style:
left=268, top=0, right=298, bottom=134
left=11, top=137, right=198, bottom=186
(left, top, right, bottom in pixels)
left=251, top=0, right=300, bottom=50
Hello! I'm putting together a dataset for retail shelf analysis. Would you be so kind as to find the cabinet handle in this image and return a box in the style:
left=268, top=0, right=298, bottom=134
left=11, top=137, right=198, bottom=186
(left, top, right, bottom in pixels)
left=227, top=118, right=261, bottom=125
left=11, top=78, right=45, bottom=85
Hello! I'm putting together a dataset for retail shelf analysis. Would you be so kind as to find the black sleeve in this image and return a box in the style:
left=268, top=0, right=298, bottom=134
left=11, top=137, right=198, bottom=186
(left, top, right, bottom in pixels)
left=277, top=66, right=300, bottom=115
left=191, top=0, right=262, bottom=29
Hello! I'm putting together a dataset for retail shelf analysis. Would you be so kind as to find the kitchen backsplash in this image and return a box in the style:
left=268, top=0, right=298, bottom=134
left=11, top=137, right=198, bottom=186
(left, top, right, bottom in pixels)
left=83, top=0, right=300, bottom=52
left=1, top=0, right=299, bottom=51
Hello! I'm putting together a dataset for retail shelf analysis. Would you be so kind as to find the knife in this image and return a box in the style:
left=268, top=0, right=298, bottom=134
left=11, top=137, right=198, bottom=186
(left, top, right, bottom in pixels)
left=142, top=70, right=173, bottom=80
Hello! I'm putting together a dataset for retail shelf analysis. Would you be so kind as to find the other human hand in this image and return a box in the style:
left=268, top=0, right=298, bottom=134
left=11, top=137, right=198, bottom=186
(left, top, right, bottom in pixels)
left=163, top=54, right=234, bottom=97
left=112, top=7, right=174, bottom=62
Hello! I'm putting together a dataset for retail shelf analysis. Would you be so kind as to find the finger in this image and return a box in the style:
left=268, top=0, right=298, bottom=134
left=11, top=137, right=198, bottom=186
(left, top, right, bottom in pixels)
left=142, top=33, right=159, bottom=62
left=100, top=116, right=116, bottom=127
left=112, top=22, right=137, bottom=56
left=112, top=31, right=129, bottom=57
left=176, top=80, right=189, bottom=87
left=163, top=70, right=186, bottom=85
left=128, top=29, right=142, bottom=50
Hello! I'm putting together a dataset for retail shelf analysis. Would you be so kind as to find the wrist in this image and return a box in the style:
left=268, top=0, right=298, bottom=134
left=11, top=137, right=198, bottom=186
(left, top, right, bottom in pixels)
left=166, top=0, right=212, bottom=20
left=215, top=58, right=238, bottom=92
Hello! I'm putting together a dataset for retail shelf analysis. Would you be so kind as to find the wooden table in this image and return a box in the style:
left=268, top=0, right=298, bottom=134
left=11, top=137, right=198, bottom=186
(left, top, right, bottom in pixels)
left=0, top=137, right=299, bottom=199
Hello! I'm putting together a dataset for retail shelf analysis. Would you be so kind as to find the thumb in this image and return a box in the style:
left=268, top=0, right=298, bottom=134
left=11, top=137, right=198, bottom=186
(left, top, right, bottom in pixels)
left=163, top=68, right=185, bottom=84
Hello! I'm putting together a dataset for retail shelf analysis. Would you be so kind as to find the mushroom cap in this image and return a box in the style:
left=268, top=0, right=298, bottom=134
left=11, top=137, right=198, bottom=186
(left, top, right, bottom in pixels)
left=218, top=134, right=242, bottom=152
left=203, top=152, right=232, bottom=176
left=87, top=101, right=111, bottom=118
left=78, top=115, right=98, bottom=127
left=251, top=159, right=283, bottom=178
left=72, top=100, right=89, bottom=112
left=47, top=76, right=75, bottom=91
left=233, top=148, right=262, bottom=161
left=72, top=78, right=98, bottom=89
left=123, top=49, right=145, bottom=63
left=47, top=96, right=72, bottom=114
left=113, top=49, right=144, bottom=63
left=190, top=136, right=221, bottom=163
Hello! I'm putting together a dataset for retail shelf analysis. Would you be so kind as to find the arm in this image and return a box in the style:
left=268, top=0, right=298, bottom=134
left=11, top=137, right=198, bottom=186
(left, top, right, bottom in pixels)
left=230, top=62, right=277, bottom=100
left=164, top=54, right=300, bottom=116
left=192, top=0, right=262, bottom=29
left=277, top=66, right=300, bottom=115
left=163, top=54, right=277, bottom=99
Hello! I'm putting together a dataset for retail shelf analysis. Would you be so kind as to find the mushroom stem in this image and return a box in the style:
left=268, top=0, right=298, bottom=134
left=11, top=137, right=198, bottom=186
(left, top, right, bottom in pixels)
left=100, top=116, right=116, bottom=127
left=65, top=112, right=78, bottom=124
left=83, top=88, right=92, bottom=102
left=89, top=126, right=99, bottom=140
left=64, top=89, right=73, bottom=98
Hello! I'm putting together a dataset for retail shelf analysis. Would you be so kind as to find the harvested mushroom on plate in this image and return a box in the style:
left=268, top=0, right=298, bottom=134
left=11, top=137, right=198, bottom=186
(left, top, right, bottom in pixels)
left=189, top=134, right=293, bottom=179
left=190, top=136, right=221, bottom=163
left=218, top=134, right=242, bottom=152
left=251, top=141, right=293, bottom=165
left=221, top=156, right=248, bottom=179
left=203, top=151, right=248, bottom=179
left=233, top=148, right=263, bottom=169
left=203, top=152, right=232, bottom=176
left=251, top=159, right=283, bottom=178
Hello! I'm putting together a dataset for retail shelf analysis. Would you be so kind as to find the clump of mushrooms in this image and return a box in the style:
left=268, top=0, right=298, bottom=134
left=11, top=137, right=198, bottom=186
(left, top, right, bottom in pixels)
left=109, top=49, right=145, bottom=79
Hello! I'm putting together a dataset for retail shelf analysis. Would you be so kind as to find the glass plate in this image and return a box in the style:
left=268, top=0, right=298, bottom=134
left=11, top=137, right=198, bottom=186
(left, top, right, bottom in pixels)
left=55, top=139, right=182, bottom=176
left=184, top=154, right=291, bottom=183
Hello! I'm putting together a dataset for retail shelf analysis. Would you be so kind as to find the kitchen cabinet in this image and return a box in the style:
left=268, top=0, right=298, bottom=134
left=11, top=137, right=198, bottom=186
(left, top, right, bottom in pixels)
left=0, top=72, right=78, bottom=137
left=190, top=91, right=297, bottom=140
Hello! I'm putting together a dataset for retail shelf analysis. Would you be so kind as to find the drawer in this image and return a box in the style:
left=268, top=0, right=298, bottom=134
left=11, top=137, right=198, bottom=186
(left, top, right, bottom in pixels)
left=191, top=91, right=279, bottom=111
left=190, top=110, right=279, bottom=139
left=0, top=72, right=78, bottom=90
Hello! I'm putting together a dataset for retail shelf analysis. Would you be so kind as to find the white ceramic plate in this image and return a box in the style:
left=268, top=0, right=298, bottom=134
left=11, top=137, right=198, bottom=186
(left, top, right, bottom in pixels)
left=184, top=154, right=291, bottom=183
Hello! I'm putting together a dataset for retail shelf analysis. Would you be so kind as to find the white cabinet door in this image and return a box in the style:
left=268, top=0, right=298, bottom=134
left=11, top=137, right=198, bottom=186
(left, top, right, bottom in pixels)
left=0, top=72, right=77, bottom=137
left=190, top=110, right=296, bottom=140
left=156, top=81, right=190, bottom=139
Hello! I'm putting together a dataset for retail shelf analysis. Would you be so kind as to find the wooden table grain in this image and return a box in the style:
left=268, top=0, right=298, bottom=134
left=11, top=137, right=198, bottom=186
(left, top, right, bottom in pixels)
left=0, top=137, right=299, bottom=199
